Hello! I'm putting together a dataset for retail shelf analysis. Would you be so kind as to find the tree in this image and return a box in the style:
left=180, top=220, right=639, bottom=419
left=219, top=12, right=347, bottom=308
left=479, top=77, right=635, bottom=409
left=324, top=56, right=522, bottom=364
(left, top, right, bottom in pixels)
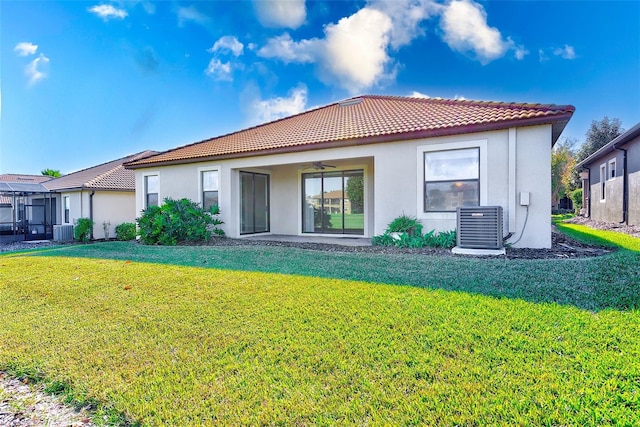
left=551, top=137, right=577, bottom=206
left=41, top=168, right=61, bottom=178
left=570, top=117, right=624, bottom=189
left=345, top=175, right=364, bottom=213
left=575, top=117, right=624, bottom=163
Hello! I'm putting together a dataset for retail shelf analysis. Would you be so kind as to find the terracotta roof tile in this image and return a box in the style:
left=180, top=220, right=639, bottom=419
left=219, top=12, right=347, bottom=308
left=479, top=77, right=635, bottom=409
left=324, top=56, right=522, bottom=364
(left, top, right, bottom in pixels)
left=0, top=174, right=53, bottom=184
left=126, top=95, right=574, bottom=168
left=44, top=150, right=157, bottom=191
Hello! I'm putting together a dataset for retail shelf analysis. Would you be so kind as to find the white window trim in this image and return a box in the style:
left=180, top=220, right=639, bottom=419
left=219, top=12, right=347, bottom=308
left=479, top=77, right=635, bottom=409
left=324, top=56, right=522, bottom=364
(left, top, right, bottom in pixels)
left=63, top=195, right=70, bottom=224
left=599, top=163, right=607, bottom=202
left=608, top=158, right=616, bottom=181
left=416, top=140, right=488, bottom=221
left=141, top=171, right=160, bottom=209
left=197, top=166, right=221, bottom=209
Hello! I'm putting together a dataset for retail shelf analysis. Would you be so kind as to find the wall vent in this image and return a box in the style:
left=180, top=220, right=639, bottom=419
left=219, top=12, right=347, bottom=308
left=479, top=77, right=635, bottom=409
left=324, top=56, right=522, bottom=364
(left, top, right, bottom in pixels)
left=456, top=206, right=503, bottom=249
left=53, top=224, right=74, bottom=242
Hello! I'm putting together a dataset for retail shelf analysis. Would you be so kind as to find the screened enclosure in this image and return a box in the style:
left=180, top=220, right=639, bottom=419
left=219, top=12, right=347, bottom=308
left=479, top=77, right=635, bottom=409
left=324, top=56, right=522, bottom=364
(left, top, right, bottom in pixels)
left=0, top=182, right=56, bottom=243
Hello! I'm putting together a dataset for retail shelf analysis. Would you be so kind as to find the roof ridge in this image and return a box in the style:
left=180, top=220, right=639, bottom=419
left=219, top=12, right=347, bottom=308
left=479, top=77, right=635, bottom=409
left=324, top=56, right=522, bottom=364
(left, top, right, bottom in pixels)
left=51, top=150, right=152, bottom=179
left=359, top=94, right=574, bottom=112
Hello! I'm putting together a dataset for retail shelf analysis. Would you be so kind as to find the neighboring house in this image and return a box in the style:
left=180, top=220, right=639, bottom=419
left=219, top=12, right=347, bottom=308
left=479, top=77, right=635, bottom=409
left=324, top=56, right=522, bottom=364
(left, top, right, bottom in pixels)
left=44, top=151, right=157, bottom=239
left=576, top=122, right=640, bottom=226
left=0, top=174, right=55, bottom=242
left=125, top=95, right=574, bottom=248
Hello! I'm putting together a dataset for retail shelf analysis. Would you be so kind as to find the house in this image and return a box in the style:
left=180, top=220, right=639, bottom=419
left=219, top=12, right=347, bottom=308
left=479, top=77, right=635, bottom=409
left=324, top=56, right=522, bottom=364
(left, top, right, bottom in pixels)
left=0, top=174, right=55, bottom=242
left=43, top=151, right=157, bottom=239
left=576, top=122, right=640, bottom=226
left=125, top=95, right=574, bottom=248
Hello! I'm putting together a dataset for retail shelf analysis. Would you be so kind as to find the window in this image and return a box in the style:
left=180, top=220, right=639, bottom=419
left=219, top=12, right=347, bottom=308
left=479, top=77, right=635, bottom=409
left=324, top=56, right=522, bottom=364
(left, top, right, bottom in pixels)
left=63, top=196, right=70, bottom=223
left=201, top=170, right=219, bottom=211
left=424, top=148, right=479, bottom=212
left=600, top=164, right=606, bottom=200
left=145, top=175, right=159, bottom=208
left=609, top=159, right=616, bottom=180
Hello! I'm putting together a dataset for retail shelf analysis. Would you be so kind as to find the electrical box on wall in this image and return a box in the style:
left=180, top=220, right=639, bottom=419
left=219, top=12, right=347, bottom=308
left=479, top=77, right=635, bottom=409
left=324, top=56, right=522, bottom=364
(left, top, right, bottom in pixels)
left=519, top=192, right=530, bottom=206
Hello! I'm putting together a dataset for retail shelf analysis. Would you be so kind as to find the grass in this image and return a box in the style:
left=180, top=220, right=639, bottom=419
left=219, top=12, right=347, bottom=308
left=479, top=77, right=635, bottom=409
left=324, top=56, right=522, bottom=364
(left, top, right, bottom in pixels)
left=328, top=213, right=364, bottom=230
left=1, top=222, right=639, bottom=425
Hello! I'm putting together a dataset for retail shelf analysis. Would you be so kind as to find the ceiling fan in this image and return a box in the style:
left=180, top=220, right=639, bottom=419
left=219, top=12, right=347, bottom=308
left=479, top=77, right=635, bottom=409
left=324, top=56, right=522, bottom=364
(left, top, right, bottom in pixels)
left=299, top=161, right=337, bottom=171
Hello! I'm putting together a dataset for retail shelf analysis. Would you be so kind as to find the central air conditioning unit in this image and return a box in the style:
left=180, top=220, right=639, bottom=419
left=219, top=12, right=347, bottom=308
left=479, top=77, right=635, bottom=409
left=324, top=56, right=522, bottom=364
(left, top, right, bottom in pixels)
left=53, top=224, right=74, bottom=242
left=456, top=206, right=503, bottom=249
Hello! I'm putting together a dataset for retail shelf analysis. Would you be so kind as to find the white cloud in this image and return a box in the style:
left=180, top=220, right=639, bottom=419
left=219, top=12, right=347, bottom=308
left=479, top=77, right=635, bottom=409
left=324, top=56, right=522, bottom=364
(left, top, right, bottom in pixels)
left=553, top=44, right=576, bottom=59
left=320, top=8, right=394, bottom=93
left=409, top=91, right=430, bottom=98
left=177, top=5, right=208, bottom=27
left=257, top=8, right=394, bottom=94
left=209, top=36, right=244, bottom=57
left=257, top=33, right=318, bottom=64
left=205, top=59, right=233, bottom=81
left=88, top=4, right=128, bottom=20
left=248, top=85, right=308, bottom=125
left=25, top=54, right=49, bottom=85
left=514, top=44, right=529, bottom=60
left=367, top=0, right=440, bottom=49
left=254, top=0, right=306, bottom=29
left=539, top=49, right=549, bottom=62
left=440, top=0, right=512, bottom=64
left=14, top=42, right=38, bottom=56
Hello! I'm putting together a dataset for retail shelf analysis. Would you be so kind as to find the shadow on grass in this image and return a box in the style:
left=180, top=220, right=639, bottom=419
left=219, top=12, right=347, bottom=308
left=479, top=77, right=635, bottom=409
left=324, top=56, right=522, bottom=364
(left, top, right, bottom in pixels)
left=19, top=235, right=639, bottom=313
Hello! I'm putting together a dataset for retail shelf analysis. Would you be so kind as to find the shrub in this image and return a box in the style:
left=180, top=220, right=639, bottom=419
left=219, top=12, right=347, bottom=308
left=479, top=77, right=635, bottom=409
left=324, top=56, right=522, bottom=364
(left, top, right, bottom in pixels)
left=137, top=198, right=225, bottom=245
left=570, top=189, right=583, bottom=214
left=385, top=214, right=423, bottom=236
left=371, top=219, right=456, bottom=249
left=115, top=222, right=137, bottom=241
left=74, top=218, right=94, bottom=242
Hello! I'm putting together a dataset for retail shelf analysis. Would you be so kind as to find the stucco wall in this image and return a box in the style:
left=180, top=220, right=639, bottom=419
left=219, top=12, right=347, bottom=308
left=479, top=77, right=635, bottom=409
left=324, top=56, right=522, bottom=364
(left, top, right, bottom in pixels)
left=92, top=191, right=136, bottom=239
left=624, top=137, right=640, bottom=226
left=133, top=124, right=555, bottom=248
left=59, top=190, right=135, bottom=239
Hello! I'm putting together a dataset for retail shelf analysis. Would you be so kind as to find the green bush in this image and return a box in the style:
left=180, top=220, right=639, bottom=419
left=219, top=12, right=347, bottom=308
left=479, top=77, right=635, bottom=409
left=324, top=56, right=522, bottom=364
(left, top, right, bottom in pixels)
left=137, top=198, right=225, bottom=245
left=385, top=214, right=423, bottom=236
left=115, top=222, right=137, bottom=241
left=372, top=227, right=457, bottom=249
left=570, top=188, right=583, bottom=214
left=74, top=218, right=94, bottom=242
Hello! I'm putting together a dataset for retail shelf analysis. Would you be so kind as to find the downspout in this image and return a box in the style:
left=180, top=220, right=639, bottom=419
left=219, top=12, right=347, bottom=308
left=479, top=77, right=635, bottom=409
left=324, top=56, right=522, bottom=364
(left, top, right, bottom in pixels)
left=613, top=145, right=628, bottom=224
left=89, top=190, right=95, bottom=240
left=583, top=166, right=590, bottom=218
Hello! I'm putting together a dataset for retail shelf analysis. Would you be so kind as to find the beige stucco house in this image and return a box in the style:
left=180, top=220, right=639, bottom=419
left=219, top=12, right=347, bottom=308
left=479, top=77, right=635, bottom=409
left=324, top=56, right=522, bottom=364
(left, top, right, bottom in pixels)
left=43, top=151, right=156, bottom=239
left=125, top=95, right=574, bottom=248
left=576, top=122, right=640, bottom=226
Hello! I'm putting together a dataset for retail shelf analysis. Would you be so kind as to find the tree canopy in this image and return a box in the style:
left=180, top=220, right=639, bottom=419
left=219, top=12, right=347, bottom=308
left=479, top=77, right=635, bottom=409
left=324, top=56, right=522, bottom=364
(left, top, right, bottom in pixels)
left=41, top=168, right=61, bottom=178
left=575, top=117, right=624, bottom=164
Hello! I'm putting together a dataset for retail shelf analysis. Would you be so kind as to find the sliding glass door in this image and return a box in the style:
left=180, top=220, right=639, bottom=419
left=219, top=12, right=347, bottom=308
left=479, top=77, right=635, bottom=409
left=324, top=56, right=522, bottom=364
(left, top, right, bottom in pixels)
left=240, top=172, right=269, bottom=234
left=302, top=170, right=364, bottom=235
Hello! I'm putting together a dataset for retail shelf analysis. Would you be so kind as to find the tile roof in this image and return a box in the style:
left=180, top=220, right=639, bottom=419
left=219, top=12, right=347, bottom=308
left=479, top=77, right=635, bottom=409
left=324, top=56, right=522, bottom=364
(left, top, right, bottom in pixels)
left=0, top=174, right=53, bottom=184
left=126, top=95, right=575, bottom=168
left=44, top=150, right=158, bottom=191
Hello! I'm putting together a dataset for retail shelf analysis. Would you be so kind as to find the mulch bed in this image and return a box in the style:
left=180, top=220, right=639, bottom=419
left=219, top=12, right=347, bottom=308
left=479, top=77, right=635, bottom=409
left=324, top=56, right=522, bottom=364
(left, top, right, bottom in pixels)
left=1, top=218, right=625, bottom=260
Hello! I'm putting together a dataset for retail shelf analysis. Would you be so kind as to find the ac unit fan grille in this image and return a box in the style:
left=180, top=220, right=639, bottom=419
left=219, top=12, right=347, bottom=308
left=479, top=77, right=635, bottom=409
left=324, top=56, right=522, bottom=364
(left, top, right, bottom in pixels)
left=456, top=206, right=503, bottom=249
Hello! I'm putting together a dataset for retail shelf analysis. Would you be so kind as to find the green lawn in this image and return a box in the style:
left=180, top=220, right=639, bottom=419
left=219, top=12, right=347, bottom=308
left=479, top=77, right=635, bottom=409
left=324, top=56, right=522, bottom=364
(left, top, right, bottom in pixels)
left=328, top=213, right=364, bottom=231
left=1, top=224, right=639, bottom=425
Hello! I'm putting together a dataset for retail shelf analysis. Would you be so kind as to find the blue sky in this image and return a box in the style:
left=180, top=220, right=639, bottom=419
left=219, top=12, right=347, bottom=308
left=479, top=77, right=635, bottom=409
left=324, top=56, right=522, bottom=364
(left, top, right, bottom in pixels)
left=2, top=0, right=639, bottom=175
